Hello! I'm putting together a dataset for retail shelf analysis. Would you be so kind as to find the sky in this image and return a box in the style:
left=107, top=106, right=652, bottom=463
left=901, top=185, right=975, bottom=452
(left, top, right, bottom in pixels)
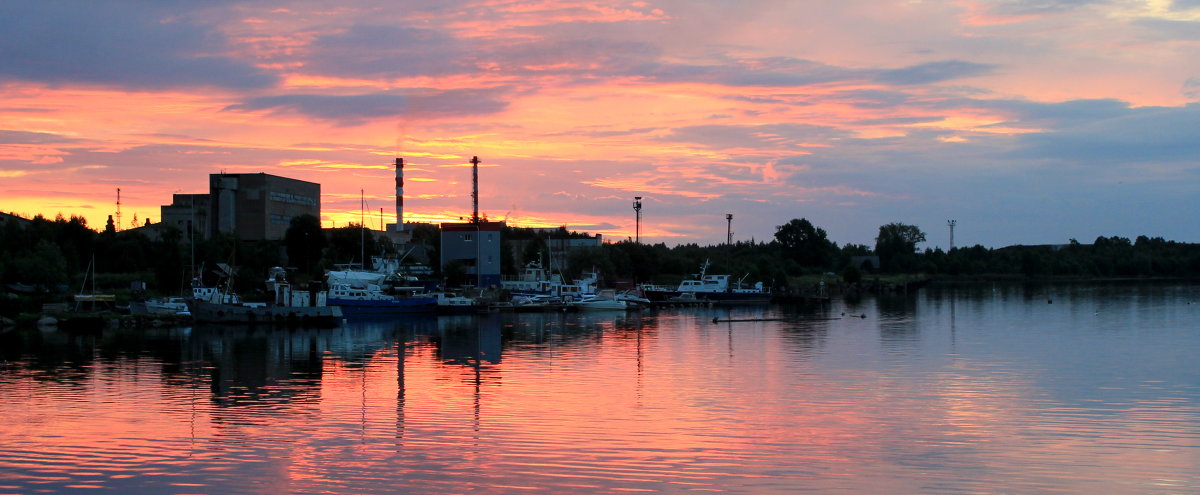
left=1, top=0, right=1197, bottom=249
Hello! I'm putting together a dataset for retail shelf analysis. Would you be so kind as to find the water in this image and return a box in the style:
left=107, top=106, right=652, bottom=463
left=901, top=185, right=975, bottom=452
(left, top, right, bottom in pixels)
left=2, top=283, right=1198, bottom=494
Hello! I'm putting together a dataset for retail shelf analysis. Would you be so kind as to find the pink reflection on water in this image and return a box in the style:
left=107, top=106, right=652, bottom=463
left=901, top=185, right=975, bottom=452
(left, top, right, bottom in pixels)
left=0, top=295, right=1198, bottom=493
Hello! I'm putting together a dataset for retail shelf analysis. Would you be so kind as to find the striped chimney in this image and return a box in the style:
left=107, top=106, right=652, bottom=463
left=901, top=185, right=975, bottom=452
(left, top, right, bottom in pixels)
left=394, top=157, right=404, bottom=232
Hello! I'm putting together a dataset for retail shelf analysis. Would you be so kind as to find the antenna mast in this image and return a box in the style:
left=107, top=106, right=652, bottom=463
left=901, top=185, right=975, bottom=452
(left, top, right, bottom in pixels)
left=115, top=188, right=122, bottom=232
left=947, top=219, right=957, bottom=250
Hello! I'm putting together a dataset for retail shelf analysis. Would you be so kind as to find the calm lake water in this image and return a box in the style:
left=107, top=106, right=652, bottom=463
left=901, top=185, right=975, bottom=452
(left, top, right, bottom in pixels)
left=2, top=282, right=1198, bottom=494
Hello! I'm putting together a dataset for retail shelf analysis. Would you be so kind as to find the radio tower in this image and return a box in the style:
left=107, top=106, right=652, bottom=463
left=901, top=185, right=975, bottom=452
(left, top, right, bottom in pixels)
left=726, top=214, right=733, bottom=245
left=947, top=219, right=957, bottom=250
left=115, top=188, right=122, bottom=232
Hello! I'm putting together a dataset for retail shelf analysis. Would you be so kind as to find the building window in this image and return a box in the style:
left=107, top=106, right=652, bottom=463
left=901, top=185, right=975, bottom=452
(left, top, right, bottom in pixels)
left=463, top=233, right=473, bottom=241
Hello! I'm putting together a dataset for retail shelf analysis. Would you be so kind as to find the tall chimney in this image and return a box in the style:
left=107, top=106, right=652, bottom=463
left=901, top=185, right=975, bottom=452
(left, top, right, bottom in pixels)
left=394, top=157, right=404, bottom=232
left=470, top=156, right=480, bottom=224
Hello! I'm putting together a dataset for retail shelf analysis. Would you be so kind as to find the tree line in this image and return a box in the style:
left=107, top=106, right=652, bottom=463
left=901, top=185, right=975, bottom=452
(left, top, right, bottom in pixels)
left=2, top=213, right=1197, bottom=313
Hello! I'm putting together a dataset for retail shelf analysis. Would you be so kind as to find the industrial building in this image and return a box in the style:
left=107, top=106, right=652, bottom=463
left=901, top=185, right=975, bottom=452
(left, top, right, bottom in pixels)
left=159, top=173, right=320, bottom=242
left=159, top=193, right=211, bottom=241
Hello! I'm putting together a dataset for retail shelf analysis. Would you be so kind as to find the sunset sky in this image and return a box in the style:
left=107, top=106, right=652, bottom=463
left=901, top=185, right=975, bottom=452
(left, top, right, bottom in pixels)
left=1, top=0, right=1197, bottom=248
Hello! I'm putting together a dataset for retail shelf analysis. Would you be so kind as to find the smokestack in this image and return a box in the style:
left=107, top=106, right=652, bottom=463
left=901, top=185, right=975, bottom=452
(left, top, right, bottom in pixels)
left=394, top=157, right=404, bottom=232
left=470, top=156, right=480, bottom=224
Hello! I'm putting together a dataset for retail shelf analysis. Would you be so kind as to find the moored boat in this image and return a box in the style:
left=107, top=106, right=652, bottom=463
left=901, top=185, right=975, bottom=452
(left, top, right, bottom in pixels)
left=191, top=267, right=342, bottom=327
left=327, top=283, right=437, bottom=315
left=642, top=259, right=770, bottom=304
left=140, top=297, right=191, bottom=316
left=567, top=293, right=628, bottom=311
left=424, top=291, right=490, bottom=314
left=511, top=294, right=567, bottom=312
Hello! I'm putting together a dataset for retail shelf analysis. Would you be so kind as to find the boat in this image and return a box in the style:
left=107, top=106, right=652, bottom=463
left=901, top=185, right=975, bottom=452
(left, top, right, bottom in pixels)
left=323, top=256, right=438, bottom=315
left=614, top=289, right=652, bottom=308
left=511, top=294, right=567, bottom=312
left=190, top=267, right=343, bottom=326
left=135, top=297, right=191, bottom=316
left=643, top=259, right=770, bottom=304
left=501, top=260, right=564, bottom=293
left=567, top=293, right=628, bottom=311
left=326, top=283, right=437, bottom=314
left=424, top=291, right=490, bottom=314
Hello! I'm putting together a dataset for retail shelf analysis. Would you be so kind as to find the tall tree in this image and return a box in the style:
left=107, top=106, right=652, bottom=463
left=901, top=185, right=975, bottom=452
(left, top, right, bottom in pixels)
left=774, top=218, right=835, bottom=268
left=875, top=222, right=925, bottom=271
left=327, top=223, right=378, bottom=269
left=284, top=214, right=326, bottom=277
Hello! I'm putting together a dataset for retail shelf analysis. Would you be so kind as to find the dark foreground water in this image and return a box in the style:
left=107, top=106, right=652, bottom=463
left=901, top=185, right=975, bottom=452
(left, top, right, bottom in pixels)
left=2, top=283, right=1198, bottom=494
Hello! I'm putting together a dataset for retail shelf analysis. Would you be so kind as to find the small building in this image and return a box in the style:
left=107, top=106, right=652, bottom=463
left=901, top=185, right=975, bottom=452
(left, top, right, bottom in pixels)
left=440, top=221, right=504, bottom=287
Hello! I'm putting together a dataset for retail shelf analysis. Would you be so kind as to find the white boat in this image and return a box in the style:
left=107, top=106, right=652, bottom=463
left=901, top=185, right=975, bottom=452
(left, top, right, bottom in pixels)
left=644, top=259, right=769, bottom=304
left=326, top=282, right=436, bottom=314
left=614, top=290, right=652, bottom=308
left=503, top=262, right=601, bottom=299
left=144, top=297, right=191, bottom=316
left=501, top=260, right=563, bottom=293
left=567, top=293, right=628, bottom=311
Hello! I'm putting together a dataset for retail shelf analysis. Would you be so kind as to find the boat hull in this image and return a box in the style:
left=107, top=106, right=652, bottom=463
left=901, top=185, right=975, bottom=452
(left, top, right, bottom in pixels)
left=329, top=297, right=438, bottom=315
left=191, top=301, right=343, bottom=327
left=569, top=302, right=628, bottom=311
left=644, top=289, right=770, bottom=304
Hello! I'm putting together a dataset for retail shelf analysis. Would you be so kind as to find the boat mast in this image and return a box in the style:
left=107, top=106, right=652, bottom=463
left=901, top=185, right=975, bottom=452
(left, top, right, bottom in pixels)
left=360, top=189, right=365, bottom=270
left=79, top=254, right=95, bottom=296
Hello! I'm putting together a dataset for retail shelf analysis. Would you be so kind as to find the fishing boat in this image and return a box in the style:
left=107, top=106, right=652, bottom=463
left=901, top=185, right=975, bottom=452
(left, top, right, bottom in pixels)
left=326, top=283, right=437, bottom=314
left=324, top=256, right=438, bottom=315
left=643, top=259, right=770, bottom=304
left=190, top=267, right=343, bottom=326
left=502, top=260, right=565, bottom=294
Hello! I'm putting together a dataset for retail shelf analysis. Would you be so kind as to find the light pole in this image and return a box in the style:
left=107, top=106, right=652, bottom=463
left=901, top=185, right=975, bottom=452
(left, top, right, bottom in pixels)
left=632, top=197, right=643, bottom=243
left=726, top=214, right=733, bottom=245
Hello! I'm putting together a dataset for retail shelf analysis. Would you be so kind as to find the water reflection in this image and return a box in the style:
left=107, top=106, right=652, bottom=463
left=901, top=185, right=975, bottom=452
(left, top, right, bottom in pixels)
left=1, top=284, right=1198, bottom=494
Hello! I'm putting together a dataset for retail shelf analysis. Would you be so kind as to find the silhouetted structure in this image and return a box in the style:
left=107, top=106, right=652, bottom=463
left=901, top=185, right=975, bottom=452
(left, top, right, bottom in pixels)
left=160, top=173, right=320, bottom=241
left=441, top=221, right=504, bottom=287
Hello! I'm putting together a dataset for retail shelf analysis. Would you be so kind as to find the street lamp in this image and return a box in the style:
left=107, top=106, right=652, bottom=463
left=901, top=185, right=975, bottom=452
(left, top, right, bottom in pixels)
left=632, top=197, right=643, bottom=243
